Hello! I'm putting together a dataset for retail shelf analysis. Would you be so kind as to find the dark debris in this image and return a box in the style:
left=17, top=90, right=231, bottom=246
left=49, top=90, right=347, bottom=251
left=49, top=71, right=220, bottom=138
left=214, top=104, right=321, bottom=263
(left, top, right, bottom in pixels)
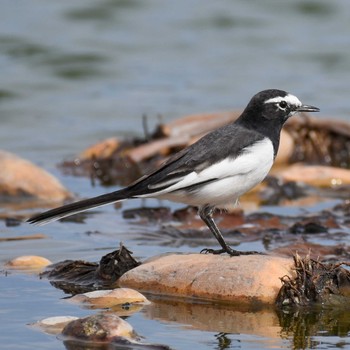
left=276, top=253, right=350, bottom=308
left=41, top=244, right=141, bottom=295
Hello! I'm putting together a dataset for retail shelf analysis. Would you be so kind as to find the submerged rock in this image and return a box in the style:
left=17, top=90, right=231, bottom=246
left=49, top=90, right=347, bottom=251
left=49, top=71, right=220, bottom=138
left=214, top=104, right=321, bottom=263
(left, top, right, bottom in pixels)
left=62, top=313, right=135, bottom=342
left=118, top=253, right=294, bottom=305
left=61, top=313, right=171, bottom=349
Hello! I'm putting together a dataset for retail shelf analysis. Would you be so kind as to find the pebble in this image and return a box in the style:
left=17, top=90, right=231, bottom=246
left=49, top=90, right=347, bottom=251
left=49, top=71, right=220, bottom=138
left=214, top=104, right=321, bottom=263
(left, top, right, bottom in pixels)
left=69, top=288, right=150, bottom=308
left=5, top=255, right=52, bottom=270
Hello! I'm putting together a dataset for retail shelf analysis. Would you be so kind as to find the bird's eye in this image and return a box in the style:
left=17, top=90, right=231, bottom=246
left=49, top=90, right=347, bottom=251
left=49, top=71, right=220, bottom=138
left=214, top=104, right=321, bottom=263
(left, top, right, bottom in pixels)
left=279, top=101, right=288, bottom=109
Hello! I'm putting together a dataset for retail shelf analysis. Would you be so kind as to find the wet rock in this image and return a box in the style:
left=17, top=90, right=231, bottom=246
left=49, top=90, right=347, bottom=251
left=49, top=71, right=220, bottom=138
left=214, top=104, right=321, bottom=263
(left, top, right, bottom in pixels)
left=69, top=288, right=149, bottom=308
left=61, top=313, right=136, bottom=342
left=30, top=316, right=79, bottom=335
left=6, top=255, right=52, bottom=270
left=118, top=253, right=294, bottom=305
left=62, top=313, right=171, bottom=349
left=0, top=150, right=72, bottom=201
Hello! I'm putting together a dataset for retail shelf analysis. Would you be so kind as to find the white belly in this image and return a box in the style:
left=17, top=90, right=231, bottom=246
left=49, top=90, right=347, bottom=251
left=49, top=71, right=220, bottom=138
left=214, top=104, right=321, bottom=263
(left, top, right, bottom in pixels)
left=139, top=138, right=275, bottom=209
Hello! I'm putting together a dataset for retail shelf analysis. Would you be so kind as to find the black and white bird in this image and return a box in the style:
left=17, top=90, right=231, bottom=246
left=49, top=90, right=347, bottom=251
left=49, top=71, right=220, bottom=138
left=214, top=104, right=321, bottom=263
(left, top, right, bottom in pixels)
left=28, top=89, right=319, bottom=256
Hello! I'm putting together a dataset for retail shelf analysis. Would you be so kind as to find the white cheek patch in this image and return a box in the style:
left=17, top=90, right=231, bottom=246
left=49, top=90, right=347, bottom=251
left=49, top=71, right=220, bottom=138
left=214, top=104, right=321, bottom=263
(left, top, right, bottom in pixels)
left=265, top=94, right=302, bottom=107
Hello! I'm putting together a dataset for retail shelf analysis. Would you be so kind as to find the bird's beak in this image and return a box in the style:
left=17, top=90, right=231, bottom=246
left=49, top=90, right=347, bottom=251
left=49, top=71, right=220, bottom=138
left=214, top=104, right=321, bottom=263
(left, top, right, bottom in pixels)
left=296, top=104, right=320, bottom=113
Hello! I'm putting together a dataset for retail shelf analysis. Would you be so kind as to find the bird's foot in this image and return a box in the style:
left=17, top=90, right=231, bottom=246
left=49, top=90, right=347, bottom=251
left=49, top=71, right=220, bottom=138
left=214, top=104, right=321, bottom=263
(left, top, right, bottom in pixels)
left=200, top=248, right=226, bottom=255
left=200, top=247, right=265, bottom=256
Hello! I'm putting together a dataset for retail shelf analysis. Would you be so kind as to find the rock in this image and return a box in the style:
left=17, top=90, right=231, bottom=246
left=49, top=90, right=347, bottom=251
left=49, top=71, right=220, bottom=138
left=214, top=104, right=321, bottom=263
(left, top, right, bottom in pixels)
left=69, top=288, right=149, bottom=308
left=154, top=111, right=240, bottom=139
left=0, top=150, right=72, bottom=201
left=5, top=255, right=52, bottom=270
left=79, top=137, right=120, bottom=160
left=124, top=136, right=190, bottom=163
left=30, top=316, right=79, bottom=335
left=274, top=163, right=350, bottom=187
left=118, top=253, right=294, bottom=305
left=61, top=313, right=135, bottom=342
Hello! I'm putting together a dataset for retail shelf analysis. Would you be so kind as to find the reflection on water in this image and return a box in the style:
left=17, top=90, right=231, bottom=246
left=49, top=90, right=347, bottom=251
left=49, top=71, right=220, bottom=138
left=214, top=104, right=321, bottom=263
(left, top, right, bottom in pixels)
left=2, top=0, right=350, bottom=349
left=278, top=307, right=350, bottom=349
left=143, top=298, right=350, bottom=350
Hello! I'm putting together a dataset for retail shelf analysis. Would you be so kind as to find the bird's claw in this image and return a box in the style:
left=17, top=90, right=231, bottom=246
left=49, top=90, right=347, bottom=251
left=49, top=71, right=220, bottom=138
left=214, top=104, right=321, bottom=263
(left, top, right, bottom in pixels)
left=200, top=248, right=225, bottom=255
left=200, top=247, right=265, bottom=256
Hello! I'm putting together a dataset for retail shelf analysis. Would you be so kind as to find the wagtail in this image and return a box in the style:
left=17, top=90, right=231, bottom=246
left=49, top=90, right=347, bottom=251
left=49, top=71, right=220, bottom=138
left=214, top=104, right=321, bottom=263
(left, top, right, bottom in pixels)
left=28, top=89, right=319, bottom=256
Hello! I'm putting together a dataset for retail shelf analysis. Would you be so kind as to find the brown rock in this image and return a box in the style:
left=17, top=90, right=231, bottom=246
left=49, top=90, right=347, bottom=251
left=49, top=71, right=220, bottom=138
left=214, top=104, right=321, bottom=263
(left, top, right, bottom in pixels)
left=79, top=137, right=120, bottom=160
left=274, top=163, right=350, bottom=187
left=155, top=111, right=240, bottom=138
left=118, top=254, right=294, bottom=305
left=0, top=150, right=72, bottom=201
left=124, top=135, right=189, bottom=163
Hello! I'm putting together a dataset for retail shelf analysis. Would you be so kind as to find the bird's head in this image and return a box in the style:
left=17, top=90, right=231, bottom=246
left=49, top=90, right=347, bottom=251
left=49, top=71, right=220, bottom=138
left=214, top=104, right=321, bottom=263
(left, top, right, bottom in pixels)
left=245, top=89, right=320, bottom=124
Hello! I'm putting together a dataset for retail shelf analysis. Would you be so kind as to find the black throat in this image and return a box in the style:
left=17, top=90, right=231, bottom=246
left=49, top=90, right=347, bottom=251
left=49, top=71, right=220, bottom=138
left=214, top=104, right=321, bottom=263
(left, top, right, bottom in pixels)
left=235, top=109, right=287, bottom=158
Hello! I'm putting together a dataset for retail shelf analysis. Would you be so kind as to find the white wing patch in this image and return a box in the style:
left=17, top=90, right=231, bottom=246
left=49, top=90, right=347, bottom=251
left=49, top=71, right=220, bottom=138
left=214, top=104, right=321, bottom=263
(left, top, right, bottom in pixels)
left=136, top=138, right=275, bottom=208
left=265, top=93, right=302, bottom=107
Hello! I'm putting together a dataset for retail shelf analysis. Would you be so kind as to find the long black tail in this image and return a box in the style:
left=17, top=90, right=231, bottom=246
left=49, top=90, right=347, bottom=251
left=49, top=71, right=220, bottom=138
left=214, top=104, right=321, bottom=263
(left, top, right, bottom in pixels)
left=27, top=189, right=130, bottom=226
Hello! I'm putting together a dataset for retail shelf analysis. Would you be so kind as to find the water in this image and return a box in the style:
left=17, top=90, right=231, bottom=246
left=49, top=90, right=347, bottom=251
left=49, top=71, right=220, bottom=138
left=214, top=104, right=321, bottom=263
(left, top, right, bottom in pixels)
left=1, top=0, right=350, bottom=349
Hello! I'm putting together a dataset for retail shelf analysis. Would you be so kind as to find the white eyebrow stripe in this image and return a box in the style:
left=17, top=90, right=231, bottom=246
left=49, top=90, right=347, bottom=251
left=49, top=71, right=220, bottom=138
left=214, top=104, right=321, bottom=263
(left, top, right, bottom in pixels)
left=265, top=94, right=302, bottom=106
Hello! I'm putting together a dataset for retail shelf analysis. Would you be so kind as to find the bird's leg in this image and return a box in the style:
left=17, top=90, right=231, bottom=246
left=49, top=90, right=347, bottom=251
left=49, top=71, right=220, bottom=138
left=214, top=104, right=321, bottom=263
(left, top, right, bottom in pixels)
left=198, top=205, right=262, bottom=256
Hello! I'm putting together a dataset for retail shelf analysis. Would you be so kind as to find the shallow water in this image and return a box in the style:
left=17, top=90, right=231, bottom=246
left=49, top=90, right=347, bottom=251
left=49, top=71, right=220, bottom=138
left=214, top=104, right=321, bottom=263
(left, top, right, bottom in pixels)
left=2, top=1, right=350, bottom=349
